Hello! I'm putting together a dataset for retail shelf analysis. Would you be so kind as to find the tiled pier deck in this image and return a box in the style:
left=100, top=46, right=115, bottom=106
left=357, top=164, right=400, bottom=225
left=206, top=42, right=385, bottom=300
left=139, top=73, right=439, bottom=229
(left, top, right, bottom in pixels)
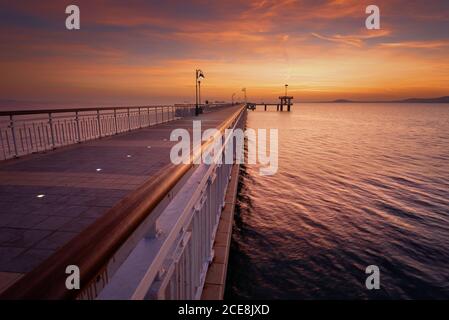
left=0, top=105, right=242, bottom=293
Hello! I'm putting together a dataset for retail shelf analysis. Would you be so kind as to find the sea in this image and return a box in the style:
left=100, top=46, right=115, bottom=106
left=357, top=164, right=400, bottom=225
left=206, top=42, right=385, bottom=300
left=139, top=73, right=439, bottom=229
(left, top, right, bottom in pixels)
left=225, top=103, right=449, bottom=299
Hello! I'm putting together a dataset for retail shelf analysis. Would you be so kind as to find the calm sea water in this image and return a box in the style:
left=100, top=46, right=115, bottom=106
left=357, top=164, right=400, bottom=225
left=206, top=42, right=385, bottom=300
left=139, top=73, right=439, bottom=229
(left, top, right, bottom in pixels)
left=225, top=103, right=449, bottom=300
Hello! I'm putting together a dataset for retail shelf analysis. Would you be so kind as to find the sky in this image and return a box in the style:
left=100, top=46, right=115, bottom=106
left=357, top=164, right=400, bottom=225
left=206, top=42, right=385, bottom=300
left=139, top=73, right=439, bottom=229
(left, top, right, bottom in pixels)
left=0, top=0, right=448, bottom=107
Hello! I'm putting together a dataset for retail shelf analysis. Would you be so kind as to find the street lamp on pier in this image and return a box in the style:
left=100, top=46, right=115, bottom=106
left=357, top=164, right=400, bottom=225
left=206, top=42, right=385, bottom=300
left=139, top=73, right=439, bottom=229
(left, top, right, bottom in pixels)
left=195, top=69, right=205, bottom=116
left=198, top=80, right=202, bottom=107
left=232, top=93, right=236, bottom=105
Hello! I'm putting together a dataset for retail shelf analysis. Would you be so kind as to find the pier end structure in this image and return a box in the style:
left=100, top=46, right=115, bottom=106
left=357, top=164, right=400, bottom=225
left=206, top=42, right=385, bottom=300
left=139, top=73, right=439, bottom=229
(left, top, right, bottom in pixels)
left=278, top=96, right=294, bottom=112
left=246, top=96, right=294, bottom=112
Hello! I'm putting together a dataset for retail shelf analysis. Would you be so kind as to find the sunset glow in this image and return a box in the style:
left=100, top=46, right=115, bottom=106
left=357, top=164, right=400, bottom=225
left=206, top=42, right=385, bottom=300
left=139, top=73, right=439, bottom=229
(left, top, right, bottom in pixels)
left=1, top=0, right=448, bottom=107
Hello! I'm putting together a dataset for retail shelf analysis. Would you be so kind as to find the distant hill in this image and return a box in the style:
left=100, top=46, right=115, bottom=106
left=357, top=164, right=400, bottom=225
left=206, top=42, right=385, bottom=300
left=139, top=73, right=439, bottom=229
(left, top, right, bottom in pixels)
left=398, top=96, right=449, bottom=103
left=328, top=96, right=449, bottom=103
left=332, top=99, right=354, bottom=103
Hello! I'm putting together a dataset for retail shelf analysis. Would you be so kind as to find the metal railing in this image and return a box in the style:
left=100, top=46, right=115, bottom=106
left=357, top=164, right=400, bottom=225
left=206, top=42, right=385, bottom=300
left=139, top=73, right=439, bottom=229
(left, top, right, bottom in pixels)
left=0, top=105, right=245, bottom=300
left=174, top=103, right=232, bottom=115
left=0, top=105, right=195, bottom=160
left=100, top=106, right=246, bottom=300
left=148, top=114, right=244, bottom=299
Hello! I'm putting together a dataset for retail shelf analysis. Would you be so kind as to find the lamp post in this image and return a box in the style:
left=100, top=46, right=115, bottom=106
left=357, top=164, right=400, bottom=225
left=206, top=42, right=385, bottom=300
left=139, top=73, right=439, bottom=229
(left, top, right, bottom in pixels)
left=195, top=69, right=205, bottom=116
left=285, top=84, right=288, bottom=96
left=232, top=93, right=236, bottom=105
left=198, top=80, right=202, bottom=107
left=242, top=88, right=247, bottom=105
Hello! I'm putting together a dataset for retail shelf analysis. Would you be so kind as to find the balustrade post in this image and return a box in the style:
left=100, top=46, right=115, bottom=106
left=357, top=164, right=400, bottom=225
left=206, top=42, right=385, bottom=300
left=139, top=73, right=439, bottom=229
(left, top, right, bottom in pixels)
left=138, top=108, right=142, bottom=128
left=75, top=111, right=81, bottom=142
left=97, top=110, right=102, bottom=137
left=49, top=113, right=56, bottom=149
left=114, top=109, right=118, bottom=134
left=9, top=115, right=19, bottom=157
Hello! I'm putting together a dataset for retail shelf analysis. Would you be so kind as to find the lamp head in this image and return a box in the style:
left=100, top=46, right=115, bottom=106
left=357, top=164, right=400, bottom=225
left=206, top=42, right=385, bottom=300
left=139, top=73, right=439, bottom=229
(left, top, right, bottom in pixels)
left=197, top=69, right=205, bottom=80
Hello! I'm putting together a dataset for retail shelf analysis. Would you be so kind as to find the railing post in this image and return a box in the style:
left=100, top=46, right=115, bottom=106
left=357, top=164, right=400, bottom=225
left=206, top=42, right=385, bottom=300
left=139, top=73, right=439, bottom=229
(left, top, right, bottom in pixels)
left=127, top=108, right=131, bottom=131
left=138, top=108, right=142, bottom=128
left=48, top=113, right=56, bottom=149
left=9, top=115, right=19, bottom=157
left=114, top=109, right=118, bottom=134
left=75, top=111, right=81, bottom=142
left=147, top=107, right=151, bottom=126
left=97, top=109, right=102, bottom=138
left=155, top=107, right=158, bottom=124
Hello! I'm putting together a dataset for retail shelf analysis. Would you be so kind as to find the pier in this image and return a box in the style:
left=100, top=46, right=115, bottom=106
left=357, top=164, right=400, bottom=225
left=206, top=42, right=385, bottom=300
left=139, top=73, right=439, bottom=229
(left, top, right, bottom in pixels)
left=246, top=96, right=294, bottom=112
left=246, top=84, right=294, bottom=112
left=0, top=104, right=246, bottom=299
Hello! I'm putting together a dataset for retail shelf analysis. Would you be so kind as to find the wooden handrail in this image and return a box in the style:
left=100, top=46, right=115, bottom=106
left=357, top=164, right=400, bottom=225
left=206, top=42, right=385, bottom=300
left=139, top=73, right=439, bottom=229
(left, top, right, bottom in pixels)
left=0, top=105, right=245, bottom=300
left=0, top=105, right=177, bottom=117
left=0, top=104, right=231, bottom=117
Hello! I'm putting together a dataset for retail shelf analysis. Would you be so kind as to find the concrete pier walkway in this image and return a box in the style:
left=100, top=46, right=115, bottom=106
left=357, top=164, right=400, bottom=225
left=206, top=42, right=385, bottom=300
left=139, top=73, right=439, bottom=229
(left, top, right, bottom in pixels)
left=0, top=105, right=242, bottom=293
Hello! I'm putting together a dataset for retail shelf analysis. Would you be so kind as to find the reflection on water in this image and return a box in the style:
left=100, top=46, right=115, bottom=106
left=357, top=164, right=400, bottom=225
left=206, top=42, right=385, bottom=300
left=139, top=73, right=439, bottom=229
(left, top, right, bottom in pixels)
left=225, top=103, right=449, bottom=299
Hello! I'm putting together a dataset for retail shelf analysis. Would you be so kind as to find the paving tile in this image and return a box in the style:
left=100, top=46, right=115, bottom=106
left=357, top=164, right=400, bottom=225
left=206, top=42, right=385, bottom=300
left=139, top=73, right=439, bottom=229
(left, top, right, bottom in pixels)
left=214, top=246, right=227, bottom=264
left=93, top=197, right=122, bottom=207
left=201, top=283, right=223, bottom=300
left=60, top=217, right=98, bottom=233
left=32, top=216, right=74, bottom=230
left=34, top=231, right=77, bottom=250
left=79, top=206, right=107, bottom=219
left=220, top=205, right=234, bottom=223
left=2, top=248, right=54, bottom=273
left=28, top=204, right=65, bottom=216
left=0, top=215, right=20, bottom=227
left=52, top=205, right=89, bottom=217
left=214, top=232, right=229, bottom=247
left=0, top=228, right=52, bottom=248
left=204, top=262, right=226, bottom=286
left=0, top=247, right=25, bottom=266
left=1, top=214, right=49, bottom=229
left=217, top=219, right=231, bottom=234
left=1, top=203, right=42, bottom=215
left=60, top=195, right=84, bottom=206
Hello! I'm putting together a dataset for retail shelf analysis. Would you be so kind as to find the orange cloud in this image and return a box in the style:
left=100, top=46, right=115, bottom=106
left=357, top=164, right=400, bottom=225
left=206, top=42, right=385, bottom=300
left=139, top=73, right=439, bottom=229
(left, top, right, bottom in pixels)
left=380, top=41, right=449, bottom=49
left=312, top=30, right=391, bottom=47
